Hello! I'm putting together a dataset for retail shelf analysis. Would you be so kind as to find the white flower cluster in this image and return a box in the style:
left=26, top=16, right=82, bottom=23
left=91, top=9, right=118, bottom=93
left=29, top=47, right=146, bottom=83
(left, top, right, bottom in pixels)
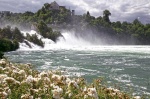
left=83, top=87, right=98, bottom=99
left=0, top=59, right=84, bottom=99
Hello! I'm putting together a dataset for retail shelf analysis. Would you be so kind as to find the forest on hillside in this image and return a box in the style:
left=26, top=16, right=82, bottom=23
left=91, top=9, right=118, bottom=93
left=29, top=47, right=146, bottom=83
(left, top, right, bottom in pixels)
left=1, top=2, right=150, bottom=47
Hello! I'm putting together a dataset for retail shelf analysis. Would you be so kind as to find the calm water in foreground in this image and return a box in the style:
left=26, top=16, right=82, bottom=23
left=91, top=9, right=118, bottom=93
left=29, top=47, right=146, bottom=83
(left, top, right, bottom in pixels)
left=5, top=46, right=150, bottom=97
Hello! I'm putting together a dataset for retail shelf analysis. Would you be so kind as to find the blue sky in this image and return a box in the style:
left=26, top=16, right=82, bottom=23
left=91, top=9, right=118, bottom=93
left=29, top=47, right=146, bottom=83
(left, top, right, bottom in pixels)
left=0, top=0, right=150, bottom=23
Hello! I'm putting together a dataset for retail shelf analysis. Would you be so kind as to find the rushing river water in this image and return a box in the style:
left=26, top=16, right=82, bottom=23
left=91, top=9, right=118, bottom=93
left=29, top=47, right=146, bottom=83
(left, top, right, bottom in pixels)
left=4, top=31, right=150, bottom=97
left=5, top=46, right=150, bottom=97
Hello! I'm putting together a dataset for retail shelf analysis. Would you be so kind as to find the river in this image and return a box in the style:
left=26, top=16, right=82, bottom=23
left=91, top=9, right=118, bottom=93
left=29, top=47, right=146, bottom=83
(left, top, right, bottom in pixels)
left=5, top=31, right=150, bottom=97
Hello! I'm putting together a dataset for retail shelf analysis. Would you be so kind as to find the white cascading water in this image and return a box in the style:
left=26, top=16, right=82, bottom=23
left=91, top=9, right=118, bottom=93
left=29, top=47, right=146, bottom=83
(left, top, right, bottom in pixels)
left=19, top=30, right=92, bottom=50
left=20, top=30, right=55, bottom=50
left=19, top=30, right=150, bottom=53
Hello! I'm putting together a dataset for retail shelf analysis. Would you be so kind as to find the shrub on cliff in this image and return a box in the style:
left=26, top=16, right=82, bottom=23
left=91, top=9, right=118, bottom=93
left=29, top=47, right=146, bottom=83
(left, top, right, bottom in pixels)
left=0, top=26, right=24, bottom=43
left=36, top=21, right=62, bottom=42
left=12, top=27, right=24, bottom=42
left=26, top=33, right=44, bottom=47
left=0, top=39, right=19, bottom=58
left=0, top=39, right=19, bottom=52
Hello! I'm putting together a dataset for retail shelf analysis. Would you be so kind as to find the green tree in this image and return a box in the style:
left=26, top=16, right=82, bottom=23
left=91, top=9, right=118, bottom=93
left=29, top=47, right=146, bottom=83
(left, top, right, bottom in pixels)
left=103, top=9, right=111, bottom=23
left=12, top=27, right=24, bottom=42
left=26, top=33, right=44, bottom=47
left=0, top=39, right=19, bottom=52
left=44, top=3, right=50, bottom=9
left=87, top=11, right=90, bottom=16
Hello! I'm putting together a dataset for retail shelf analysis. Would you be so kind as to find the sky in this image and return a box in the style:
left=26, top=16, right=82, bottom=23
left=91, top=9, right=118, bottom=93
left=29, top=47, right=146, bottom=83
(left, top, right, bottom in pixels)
left=0, top=0, right=150, bottom=23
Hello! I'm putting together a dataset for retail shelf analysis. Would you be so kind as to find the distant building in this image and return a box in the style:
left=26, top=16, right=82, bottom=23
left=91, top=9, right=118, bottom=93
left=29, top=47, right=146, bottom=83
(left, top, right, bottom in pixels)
left=49, top=1, right=60, bottom=10
left=47, top=1, right=66, bottom=10
left=45, top=1, right=75, bottom=16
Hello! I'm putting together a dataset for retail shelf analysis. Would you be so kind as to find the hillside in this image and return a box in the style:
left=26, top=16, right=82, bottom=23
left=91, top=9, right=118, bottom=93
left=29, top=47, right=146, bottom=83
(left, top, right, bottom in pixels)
left=1, top=1, right=150, bottom=46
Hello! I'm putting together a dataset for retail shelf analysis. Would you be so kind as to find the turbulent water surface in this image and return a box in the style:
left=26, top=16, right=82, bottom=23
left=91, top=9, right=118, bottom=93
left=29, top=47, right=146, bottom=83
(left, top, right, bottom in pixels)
left=5, top=31, right=150, bottom=97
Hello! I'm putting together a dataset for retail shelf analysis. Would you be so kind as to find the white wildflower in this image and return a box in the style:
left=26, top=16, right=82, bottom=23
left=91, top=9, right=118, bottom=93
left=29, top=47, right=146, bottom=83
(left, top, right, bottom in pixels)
left=0, top=74, right=7, bottom=81
left=87, top=88, right=98, bottom=99
left=35, top=97, right=41, bottom=99
left=4, top=87, right=11, bottom=95
left=39, top=71, right=48, bottom=78
left=84, top=94, right=88, bottom=99
left=66, top=78, right=71, bottom=84
left=51, top=74, right=61, bottom=82
left=29, top=95, right=34, bottom=99
left=2, top=91, right=8, bottom=98
left=134, top=96, right=141, bottom=99
left=50, top=83, right=56, bottom=88
left=43, top=77, right=50, bottom=83
left=68, top=81, right=79, bottom=89
left=19, top=70, right=26, bottom=76
left=31, top=88, right=39, bottom=93
left=3, top=67, right=11, bottom=72
left=107, top=87, right=120, bottom=93
left=11, top=69, right=19, bottom=77
left=0, top=66, right=3, bottom=71
left=25, top=63, right=32, bottom=68
left=83, top=87, right=87, bottom=92
left=4, top=77, right=18, bottom=84
left=33, top=77, right=41, bottom=83
left=26, top=75, right=34, bottom=83
left=21, top=94, right=33, bottom=99
left=0, top=59, right=6, bottom=66
left=7, top=88, right=11, bottom=95
left=60, top=75, right=67, bottom=83
left=47, top=70, right=53, bottom=75
left=68, top=93, right=72, bottom=98
left=52, top=86, right=63, bottom=99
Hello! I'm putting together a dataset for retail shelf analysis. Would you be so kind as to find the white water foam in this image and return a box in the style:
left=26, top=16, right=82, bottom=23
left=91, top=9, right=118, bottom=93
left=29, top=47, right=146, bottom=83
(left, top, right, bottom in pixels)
left=19, top=30, right=150, bottom=54
left=20, top=30, right=54, bottom=50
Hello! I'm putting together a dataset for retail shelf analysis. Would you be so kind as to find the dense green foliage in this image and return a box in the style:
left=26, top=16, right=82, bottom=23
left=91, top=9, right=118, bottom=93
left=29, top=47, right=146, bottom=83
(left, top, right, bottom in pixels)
left=0, top=26, right=21, bottom=58
left=0, top=22, right=61, bottom=52
left=35, top=21, right=62, bottom=42
left=0, top=39, right=19, bottom=52
left=26, top=33, right=44, bottom=47
left=0, top=51, right=4, bottom=59
left=0, top=4, right=71, bottom=29
left=0, top=39, right=19, bottom=58
left=0, top=26, right=24, bottom=42
left=74, top=10, right=150, bottom=44
left=1, top=3, right=150, bottom=44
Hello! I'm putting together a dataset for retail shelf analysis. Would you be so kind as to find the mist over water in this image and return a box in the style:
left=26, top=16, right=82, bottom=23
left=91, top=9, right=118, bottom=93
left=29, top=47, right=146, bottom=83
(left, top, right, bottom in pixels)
left=5, top=30, right=150, bottom=97
left=57, top=31, right=92, bottom=46
left=19, top=30, right=150, bottom=52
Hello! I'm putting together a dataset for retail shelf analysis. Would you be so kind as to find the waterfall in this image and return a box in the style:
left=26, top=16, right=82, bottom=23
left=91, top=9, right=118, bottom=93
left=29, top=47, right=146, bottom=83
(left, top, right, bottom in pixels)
left=19, top=30, right=92, bottom=50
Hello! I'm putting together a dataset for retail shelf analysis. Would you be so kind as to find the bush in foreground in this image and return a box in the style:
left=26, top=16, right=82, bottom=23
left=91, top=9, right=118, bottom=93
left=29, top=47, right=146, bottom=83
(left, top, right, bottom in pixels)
left=0, top=59, right=144, bottom=99
left=0, top=52, right=4, bottom=59
left=0, top=39, right=19, bottom=59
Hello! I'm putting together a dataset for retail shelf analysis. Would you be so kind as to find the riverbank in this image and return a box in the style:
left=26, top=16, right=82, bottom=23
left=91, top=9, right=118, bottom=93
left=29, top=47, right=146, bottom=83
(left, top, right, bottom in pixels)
left=0, top=59, right=143, bottom=99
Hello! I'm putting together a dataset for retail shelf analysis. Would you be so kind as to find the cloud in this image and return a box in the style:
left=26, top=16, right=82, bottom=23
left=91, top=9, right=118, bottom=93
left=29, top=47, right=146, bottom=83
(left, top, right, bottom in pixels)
left=0, top=0, right=150, bottom=23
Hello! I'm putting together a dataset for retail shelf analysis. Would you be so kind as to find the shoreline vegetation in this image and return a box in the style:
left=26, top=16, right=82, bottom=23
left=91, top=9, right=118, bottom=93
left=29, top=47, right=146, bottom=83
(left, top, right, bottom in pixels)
left=0, top=22, right=61, bottom=58
left=0, top=59, right=145, bottom=99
